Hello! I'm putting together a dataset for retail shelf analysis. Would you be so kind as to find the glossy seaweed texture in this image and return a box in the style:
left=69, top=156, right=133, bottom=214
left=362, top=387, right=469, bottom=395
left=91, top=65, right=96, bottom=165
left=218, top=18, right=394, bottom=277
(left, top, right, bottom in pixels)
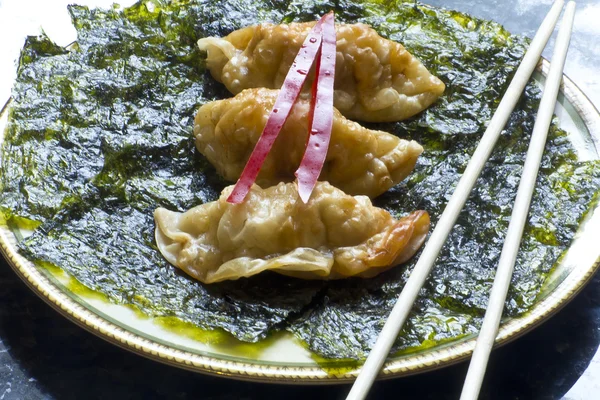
left=1, top=0, right=598, bottom=359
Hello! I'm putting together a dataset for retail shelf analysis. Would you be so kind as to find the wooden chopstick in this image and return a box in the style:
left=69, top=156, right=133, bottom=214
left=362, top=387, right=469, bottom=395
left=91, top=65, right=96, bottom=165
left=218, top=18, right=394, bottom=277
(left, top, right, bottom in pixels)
left=345, top=1, right=566, bottom=399
left=459, top=3, right=576, bottom=399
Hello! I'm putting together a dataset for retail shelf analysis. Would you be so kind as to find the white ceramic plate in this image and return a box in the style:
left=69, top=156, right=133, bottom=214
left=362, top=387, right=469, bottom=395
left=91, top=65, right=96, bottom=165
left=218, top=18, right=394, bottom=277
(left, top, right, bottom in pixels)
left=1, top=0, right=600, bottom=382
left=1, top=58, right=599, bottom=383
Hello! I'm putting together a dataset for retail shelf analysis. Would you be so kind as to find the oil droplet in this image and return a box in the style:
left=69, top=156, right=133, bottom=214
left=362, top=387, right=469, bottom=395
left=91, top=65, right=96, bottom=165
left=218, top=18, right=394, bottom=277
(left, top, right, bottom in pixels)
left=324, top=71, right=331, bottom=76
left=273, top=108, right=279, bottom=113
left=310, top=129, right=319, bottom=134
left=297, top=69, right=308, bottom=75
left=309, top=37, right=317, bottom=43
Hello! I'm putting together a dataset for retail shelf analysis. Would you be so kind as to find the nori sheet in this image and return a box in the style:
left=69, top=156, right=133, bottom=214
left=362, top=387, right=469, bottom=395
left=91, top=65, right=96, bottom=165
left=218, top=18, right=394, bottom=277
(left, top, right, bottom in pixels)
left=1, top=0, right=599, bottom=358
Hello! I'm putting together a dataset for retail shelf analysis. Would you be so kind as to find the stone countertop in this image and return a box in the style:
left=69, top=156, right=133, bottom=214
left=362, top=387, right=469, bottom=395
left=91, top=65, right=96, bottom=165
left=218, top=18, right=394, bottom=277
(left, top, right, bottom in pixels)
left=1, top=0, right=599, bottom=399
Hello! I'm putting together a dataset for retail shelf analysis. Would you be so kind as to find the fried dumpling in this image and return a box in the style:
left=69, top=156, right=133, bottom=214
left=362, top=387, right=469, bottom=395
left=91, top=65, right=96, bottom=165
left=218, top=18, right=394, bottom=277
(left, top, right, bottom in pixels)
left=197, top=22, right=445, bottom=122
left=194, top=88, right=423, bottom=198
left=155, top=182, right=430, bottom=284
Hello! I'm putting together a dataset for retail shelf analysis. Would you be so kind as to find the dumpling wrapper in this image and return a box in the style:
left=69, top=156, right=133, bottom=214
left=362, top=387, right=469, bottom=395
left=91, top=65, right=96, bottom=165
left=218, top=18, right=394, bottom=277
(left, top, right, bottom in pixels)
left=155, top=182, right=430, bottom=284
left=197, top=22, right=445, bottom=122
left=195, top=88, right=423, bottom=198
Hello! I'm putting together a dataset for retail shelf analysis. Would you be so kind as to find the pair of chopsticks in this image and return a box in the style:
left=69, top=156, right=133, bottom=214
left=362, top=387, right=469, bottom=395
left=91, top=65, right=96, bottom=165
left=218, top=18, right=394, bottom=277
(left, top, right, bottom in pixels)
left=346, top=1, right=576, bottom=399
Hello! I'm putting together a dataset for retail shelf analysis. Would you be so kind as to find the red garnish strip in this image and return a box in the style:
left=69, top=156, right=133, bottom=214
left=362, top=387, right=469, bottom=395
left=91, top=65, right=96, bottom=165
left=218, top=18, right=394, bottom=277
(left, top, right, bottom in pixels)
left=295, top=12, right=336, bottom=203
left=226, top=15, right=329, bottom=204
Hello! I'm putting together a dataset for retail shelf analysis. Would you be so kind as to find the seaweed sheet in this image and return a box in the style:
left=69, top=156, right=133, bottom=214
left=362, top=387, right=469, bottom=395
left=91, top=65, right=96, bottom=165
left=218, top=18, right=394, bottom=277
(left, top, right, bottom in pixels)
left=1, top=0, right=599, bottom=359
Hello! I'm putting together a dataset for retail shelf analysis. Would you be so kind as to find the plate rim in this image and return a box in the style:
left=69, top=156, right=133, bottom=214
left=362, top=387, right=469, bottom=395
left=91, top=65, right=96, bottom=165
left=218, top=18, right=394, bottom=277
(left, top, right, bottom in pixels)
left=1, top=58, right=599, bottom=384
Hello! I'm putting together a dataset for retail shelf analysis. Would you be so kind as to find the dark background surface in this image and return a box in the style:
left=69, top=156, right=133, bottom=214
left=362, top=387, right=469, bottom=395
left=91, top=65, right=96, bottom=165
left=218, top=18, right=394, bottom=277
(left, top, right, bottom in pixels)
left=1, top=0, right=600, bottom=399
